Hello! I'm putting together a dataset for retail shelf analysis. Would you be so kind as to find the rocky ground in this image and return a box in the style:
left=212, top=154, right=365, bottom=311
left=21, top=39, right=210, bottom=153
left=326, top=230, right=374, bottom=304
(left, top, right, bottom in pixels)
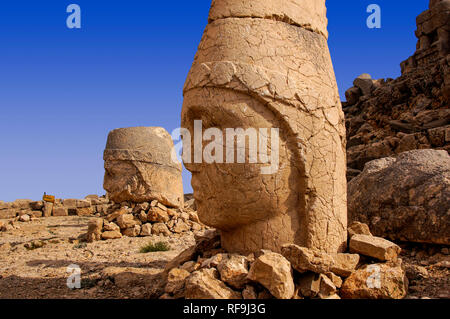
left=0, top=216, right=195, bottom=299
left=0, top=215, right=448, bottom=299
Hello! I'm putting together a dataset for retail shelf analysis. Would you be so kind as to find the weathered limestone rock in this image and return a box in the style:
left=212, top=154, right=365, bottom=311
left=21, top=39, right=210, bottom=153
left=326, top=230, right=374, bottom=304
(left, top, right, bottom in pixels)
left=353, top=73, right=375, bottom=96
left=326, top=272, right=343, bottom=289
left=348, top=150, right=450, bottom=245
left=348, top=222, right=372, bottom=238
left=242, top=285, right=258, bottom=300
left=43, top=202, right=53, bottom=217
left=185, top=268, right=241, bottom=299
left=165, top=268, right=190, bottom=299
left=103, top=221, right=120, bottom=232
left=29, top=210, right=42, bottom=218
left=103, top=127, right=184, bottom=208
left=248, top=252, right=295, bottom=299
left=0, top=209, right=16, bottom=219
left=140, top=223, right=152, bottom=236
left=217, top=255, right=249, bottom=289
left=116, top=214, right=140, bottom=229
left=18, top=214, right=31, bottom=222
left=318, top=274, right=337, bottom=298
left=345, top=86, right=362, bottom=106
left=340, top=262, right=408, bottom=299
left=344, top=2, right=449, bottom=171
left=122, top=225, right=141, bottom=237
left=12, top=199, right=32, bottom=209
left=181, top=0, right=347, bottom=255
left=297, top=273, right=321, bottom=298
left=173, top=219, right=190, bottom=233
left=152, top=223, right=171, bottom=236
left=0, top=201, right=9, bottom=210
left=52, top=207, right=68, bottom=217
left=350, top=234, right=401, bottom=262
left=76, top=207, right=93, bottom=216
left=282, top=244, right=360, bottom=277
left=147, top=207, right=169, bottom=223
left=106, top=207, right=127, bottom=222
left=101, top=230, right=122, bottom=240
left=86, top=218, right=103, bottom=243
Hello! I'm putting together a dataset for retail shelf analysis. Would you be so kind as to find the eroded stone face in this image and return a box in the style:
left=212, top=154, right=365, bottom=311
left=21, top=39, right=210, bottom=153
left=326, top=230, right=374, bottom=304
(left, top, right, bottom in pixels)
left=103, top=127, right=184, bottom=208
left=181, top=0, right=347, bottom=254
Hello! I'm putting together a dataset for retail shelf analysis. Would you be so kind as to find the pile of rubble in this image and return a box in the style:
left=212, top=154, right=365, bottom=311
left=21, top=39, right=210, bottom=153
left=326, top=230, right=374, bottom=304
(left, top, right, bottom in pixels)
left=343, top=0, right=449, bottom=180
left=159, top=223, right=410, bottom=299
left=0, top=195, right=110, bottom=222
left=83, top=196, right=206, bottom=242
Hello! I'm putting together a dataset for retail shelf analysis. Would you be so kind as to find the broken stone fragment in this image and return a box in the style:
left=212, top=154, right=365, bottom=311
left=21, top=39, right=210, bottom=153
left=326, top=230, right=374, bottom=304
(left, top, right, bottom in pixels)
left=340, top=261, right=408, bottom=299
left=345, top=86, right=362, bottom=105
left=76, top=207, right=93, bottom=216
left=147, top=207, right=169, bottom=223
left=185, top=268, right=241, bottom=299
left=152, top=223, right=171, bottom=236
left=242, top=285, right=258, bottom=300
left=282, top=244, right=360, bottom=277
left=137, top=211, right=147, bottom=223
left=325, top=272, right=343, bottom=288
left=116, top=214, right=141, bottom=229
left=173, top=219, right=190, bottom=233
left=0, top=209, right=17, bottom=219
left=101, top=230, right=122, bottom=240
left=248, top=251, right=295, bottom=299
left=201, top=253, right=227, bottom=269
left=86, top=218, right=103, bottom=243
left=140, top=223, right=152, bottom=236
left=181, top=0, right=348, bottom=255
left=349, top=234, right=401, bottom=262
left=348, top=150, right=450, bottom=245
left=297, top=273, right=321, bottom=298
left=12, top=199, right=32, bottom=210
left=180, top=261, right=199, bottom=273
left=122, top=225, right=141, bottom=237
left=348, top=221, right=372, bottom=238
left=30, top=201, right=44, bottom=211
left=18, top=214, right=30, bottom=222
left=105, top=207, right=127, bottom=222
left=52, top=207, right=68, bottom=217
left=318, top=274, right=337, bottom=299
left=0, top=201, right=10, bottom=210
left=103, top=127, right=184, bottom=208
left=353, top=73, right=375, bottom=96
left=165, top=268, right=190, bottom=299
left=217, top=254, right=249, bottom=289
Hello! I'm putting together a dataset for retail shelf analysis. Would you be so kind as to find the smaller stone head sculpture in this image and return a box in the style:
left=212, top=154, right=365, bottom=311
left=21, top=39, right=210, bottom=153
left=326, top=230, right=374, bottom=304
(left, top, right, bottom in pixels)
left=103, top=127, right=184, bottom=208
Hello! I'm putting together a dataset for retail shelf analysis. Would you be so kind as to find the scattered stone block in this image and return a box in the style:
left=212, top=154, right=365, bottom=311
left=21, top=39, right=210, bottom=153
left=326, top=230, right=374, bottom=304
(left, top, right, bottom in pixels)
left=350, top=234, right=401, bottom=261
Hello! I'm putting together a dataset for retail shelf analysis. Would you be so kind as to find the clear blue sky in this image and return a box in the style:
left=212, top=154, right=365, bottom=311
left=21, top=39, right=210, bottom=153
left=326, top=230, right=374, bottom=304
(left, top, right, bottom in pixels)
left=0, top=0, right=428, bottom=202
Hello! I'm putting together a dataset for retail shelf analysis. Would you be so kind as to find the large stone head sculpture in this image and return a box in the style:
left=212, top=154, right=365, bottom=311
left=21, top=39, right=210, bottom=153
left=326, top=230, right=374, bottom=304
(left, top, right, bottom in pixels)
left=103, top=127, right=184, bottom=208
left=181, top=0, right=347, bottom=254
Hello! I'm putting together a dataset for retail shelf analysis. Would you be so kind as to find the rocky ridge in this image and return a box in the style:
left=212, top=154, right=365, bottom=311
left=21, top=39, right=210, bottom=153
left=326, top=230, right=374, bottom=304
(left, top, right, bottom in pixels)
left=343, top=0, right=449, bottom=180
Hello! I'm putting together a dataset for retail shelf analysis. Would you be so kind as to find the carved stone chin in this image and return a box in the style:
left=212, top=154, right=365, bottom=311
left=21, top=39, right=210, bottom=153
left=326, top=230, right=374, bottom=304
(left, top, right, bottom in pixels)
left=181, top=0, right=348, bottom=255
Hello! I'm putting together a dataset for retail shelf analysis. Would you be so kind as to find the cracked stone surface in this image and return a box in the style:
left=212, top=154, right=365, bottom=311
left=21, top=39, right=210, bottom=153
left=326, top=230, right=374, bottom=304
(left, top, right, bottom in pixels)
left=348, top=149, right=450, bottom=245
left=181, top=0, right=347, bottom=254
left=103, top=127, right=184, bottom=208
